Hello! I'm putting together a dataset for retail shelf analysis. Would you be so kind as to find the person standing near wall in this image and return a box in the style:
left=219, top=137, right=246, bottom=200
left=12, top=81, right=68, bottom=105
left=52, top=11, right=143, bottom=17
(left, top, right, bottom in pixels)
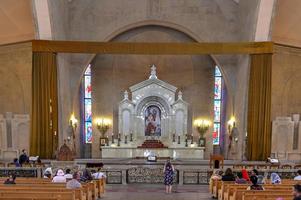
left=163, top=159, right=175, bottom=194
left=19, top=149, right=29, bottom=166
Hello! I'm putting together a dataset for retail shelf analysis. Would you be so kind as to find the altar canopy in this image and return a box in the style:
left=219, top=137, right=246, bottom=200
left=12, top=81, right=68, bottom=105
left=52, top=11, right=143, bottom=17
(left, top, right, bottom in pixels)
left=118, top=65, right=188, bottom=143
left=100, top=65, right=207, bottom=159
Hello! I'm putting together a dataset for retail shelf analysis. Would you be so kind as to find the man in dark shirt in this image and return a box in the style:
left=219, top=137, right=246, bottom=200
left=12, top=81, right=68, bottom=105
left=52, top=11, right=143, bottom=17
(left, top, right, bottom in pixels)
left=221, top=168, right=235, bottom=181
left=294, top=184, right=301, bottom=200
left=19, top=149, right=29, bottom=166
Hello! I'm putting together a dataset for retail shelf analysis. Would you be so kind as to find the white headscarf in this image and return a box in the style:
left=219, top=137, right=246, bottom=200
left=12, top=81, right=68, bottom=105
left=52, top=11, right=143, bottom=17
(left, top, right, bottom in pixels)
left=44, top=167, right=53, bottom=176
left=56, top=169, right=65, bottom=176
left=271, top=172, right=281, bottom=184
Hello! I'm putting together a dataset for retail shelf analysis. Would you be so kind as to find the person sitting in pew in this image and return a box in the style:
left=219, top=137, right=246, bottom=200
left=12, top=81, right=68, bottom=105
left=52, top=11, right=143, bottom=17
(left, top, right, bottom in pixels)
left=271, top=172, right=281, bottom=184
left=293, top=184, right=301, bottom=200
left=242, top=169, right=250, bottom=181
left=64, top=168, right=73, bottom=180
left=80, top=169, right=93, bottom=182
left=247, top=175, right=264, bottom=190
left=251, top=169, right=265, bottom=184
left=43, top=167, right=53, bottom=179
left=235, top=172, right=247, bottom=184
left=52, top=169, right=66, bottom=183
left=294, top=170, right=301, bottom=181
left=222, top=168, right=235, bottom=181
left=210, top=169, right=223, bottom=181
left=92, top=168, right=106, bottom=179
left=66, top=171, right=82, bottom=189
left=13, top=158, right=21, bottom=167
left=4, top=174, right=16, bottom=184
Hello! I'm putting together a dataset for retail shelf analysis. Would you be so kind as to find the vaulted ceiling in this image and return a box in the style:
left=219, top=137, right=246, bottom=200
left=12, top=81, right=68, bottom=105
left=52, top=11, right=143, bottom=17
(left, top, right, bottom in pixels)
left=0, top=0, right=35, bottom=45
left=0, top=0, right=300, bottom=47
left=272, top=0, right=301, bottom=47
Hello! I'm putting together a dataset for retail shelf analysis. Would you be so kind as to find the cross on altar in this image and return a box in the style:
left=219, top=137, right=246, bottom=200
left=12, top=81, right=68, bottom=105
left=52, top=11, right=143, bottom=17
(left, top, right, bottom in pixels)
left=149, top=64, right=157, bottom=79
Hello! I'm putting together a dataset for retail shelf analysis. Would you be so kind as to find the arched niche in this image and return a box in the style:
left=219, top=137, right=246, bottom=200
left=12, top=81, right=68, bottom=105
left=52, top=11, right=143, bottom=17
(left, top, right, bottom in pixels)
left=117, top=66, right=189, bottom=145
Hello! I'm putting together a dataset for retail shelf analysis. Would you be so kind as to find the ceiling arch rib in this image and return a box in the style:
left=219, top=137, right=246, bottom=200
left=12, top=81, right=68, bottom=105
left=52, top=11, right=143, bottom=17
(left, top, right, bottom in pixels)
left=254, top=0, right=276, bottom=41
left=32, top=0, right=52, bottom=40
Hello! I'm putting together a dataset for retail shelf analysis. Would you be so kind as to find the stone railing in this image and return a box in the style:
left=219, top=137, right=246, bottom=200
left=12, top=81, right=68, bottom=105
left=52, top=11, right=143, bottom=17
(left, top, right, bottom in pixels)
left=0, top=167, right=40, bottom=177
left=98, top=168, right=301, bottom=185
left=126, top=167, right=178, bottom=184
left=0, top=166, right=299, bottom=185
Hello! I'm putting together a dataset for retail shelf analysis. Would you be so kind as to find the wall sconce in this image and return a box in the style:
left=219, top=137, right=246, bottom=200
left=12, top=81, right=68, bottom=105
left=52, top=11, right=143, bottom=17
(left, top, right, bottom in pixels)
left=227, top=116, right=238, bottom=147
left=69, top=113, right=78, bottom=155
left=194, top=119, right=211, bottom=147
left=95, top=118, right=111, bottom=137
left=227, top=116, right=236, bottom=133
left=70, top=114, right=78, bottom=131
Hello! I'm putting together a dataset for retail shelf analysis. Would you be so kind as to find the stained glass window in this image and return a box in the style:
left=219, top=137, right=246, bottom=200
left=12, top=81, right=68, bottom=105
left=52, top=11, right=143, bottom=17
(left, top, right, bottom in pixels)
left=213, top=66, right=223, bottom=145
left=84, top=64, right=92, bottom=143
left=214, top=100, right=221, bottom=122
left=213, top=123, right=220, bottom=145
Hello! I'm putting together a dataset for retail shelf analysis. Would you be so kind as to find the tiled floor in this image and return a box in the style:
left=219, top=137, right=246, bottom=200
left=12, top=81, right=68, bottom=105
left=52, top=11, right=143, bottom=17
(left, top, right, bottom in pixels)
left=102, top=184, right=212, bottom=200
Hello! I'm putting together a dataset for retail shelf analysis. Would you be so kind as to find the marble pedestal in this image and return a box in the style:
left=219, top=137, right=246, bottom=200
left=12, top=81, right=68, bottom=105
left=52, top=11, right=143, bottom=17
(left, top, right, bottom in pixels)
left=101, top=146, right=204, bottom=159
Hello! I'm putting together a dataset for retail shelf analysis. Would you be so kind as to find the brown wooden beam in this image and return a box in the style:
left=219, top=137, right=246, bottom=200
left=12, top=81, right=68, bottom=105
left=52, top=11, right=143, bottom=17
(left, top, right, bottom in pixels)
left=32, top=40, right=273, bottom=54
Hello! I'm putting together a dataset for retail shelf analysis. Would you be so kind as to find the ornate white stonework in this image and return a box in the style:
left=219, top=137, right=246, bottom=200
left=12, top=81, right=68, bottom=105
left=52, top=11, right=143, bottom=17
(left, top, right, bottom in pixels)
left=118, top=65, right=188, bottom=144
left=272, top=115, right=301, bottom=161
left=0, top=112, right=30, bottom=160
left=106, top=65, right=205, bottom=159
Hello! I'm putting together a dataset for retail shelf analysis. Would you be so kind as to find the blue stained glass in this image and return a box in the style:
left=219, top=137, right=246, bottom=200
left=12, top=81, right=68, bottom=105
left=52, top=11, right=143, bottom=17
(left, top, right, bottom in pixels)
left=214, top=100, right=221, bottom=122
left=84, top=64, right=92, bottom=144
left=85, top=99, right=92, bottom=122
left=85, top=122, right=93, bottom=143
left=214, top=77, right=222, bottom=99
left=215, top=66, right=222, bottom=76
left=213, top=123, right=220, bottom=145
left=84, top=76, right=91, bottom=98
left=213, top=66, right=223, bottom=146
left=84, top=64, right=91, bottom=75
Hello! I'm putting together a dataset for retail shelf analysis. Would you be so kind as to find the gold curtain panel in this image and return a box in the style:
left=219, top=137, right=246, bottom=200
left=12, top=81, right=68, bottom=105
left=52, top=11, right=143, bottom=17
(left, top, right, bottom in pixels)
left=247, top=54, right=272, bottom=161
left=30, top=52, right=58, bottom=159
left=32, top=40, right=273, bottom=54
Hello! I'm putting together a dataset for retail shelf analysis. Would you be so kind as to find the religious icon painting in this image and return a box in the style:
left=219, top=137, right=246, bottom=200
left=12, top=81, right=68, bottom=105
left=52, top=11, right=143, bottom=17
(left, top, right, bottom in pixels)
left=144, top=105, right=161, bottom=136
left=99, top=137, right=108, bottom=147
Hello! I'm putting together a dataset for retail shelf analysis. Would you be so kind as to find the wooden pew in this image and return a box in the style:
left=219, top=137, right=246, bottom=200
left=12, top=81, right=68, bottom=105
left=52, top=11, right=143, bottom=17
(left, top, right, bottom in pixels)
left=242, top=190, right=294, bottom=200
left=0, top=177, right=104, bottom=200
left=223, top=184, right=249, bottom=200
left=0, top=191, right=76, bottom=200
left=231, top=185, right=294, bottom=200
left=94, top=178, right=106, bottom=198
left=0, top=198, right=57, bottom=200
left=213, top=179, right=222, bottom=198
left=218, top=181, right=235, bottom=200
left=0, top=178, right=52, bottom=183
left=217, top=179, right=301, bottom=200
left=0, top=185, right=85, bottom=200
left=210, top=179, right=217, bottom=195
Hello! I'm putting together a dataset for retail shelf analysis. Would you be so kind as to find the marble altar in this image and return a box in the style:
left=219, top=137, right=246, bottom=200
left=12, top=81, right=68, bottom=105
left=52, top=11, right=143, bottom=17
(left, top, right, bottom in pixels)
left=103, top=65, right=204, bottom=159
left=102, top=146, right=204, bottom=159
